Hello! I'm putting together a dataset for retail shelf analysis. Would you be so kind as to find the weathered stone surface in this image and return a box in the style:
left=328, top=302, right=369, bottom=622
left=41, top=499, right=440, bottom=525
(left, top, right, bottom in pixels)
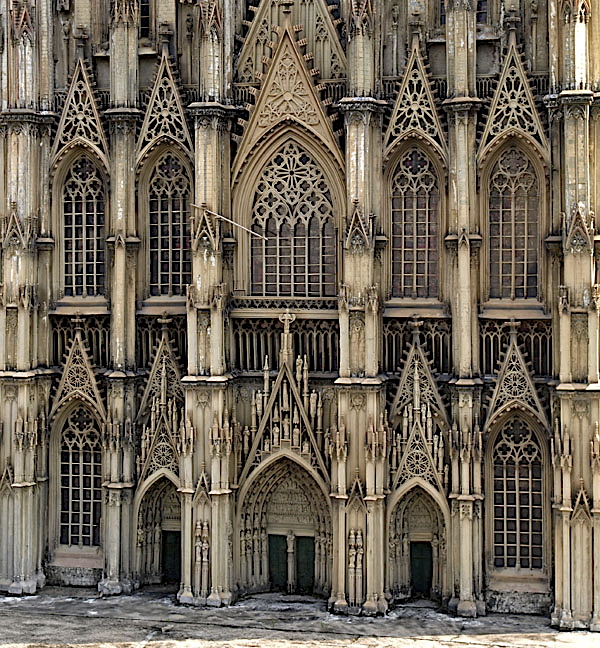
left=1, top=590, right=600, bottom=648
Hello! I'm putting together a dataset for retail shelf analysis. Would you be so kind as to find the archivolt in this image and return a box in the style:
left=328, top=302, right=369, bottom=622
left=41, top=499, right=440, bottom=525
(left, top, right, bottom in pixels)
left=236, top=457, right=332, bottom=595
left=387, top=485, right=448, bottom=601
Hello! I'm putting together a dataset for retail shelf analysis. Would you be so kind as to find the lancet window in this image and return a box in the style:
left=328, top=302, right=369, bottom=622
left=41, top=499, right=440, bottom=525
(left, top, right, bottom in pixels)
left=59, top=406, right=103, bottom=547
left=63, top=157, right=106, bottom=298
left=391, top=148, right=439, bottom=299
left=251, top=142, right=336, bottom=297
left=148, top=153, right=191, bottom=297
left=476, top=0, right=488, bottom=23
left=139, top=0, right=152, bottom=39
left=439, top=0, right=446, bottom=25
left=488, top=148, right=539, bottom=300
left=492, top=417, right=543, bottom=570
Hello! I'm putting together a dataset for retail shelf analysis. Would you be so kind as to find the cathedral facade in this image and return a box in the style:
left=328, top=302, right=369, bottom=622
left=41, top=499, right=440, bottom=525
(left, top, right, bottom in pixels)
left=0, top=0, right=598, bottom=630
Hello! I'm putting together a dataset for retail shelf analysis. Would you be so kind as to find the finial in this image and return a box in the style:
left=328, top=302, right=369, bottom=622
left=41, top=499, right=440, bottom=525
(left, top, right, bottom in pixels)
left=158, top=311, right=172, bottom=339
left=71, top=313, right=84, bottom=334
left=504, top=7, right=520, bottom=45
left=506, top=317, right=521, bottom=340
left=158, top=21, right=173, bottom=55
left=74, top=25, right=88, bottom=60
left=278, top=0, right=294, bottom=14
left=408, top=315, right=423, bottom=344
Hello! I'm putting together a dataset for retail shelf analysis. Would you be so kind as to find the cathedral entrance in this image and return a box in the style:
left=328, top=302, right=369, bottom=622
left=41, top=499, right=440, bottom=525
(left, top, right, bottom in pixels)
left=239, top=458, right=331, bottom=597
left=268, top=535, right=287, bottom=590
left=135, top=477, right=181, bottom=585
left=268, top=533, right=315, bottom=593
left=410, top=542, right=433, bottom=596
left=296, top=536, right=315, bottom=593
left=388, top=487, right=447, bottom=602
left=162, top=531, right=181, bottom=583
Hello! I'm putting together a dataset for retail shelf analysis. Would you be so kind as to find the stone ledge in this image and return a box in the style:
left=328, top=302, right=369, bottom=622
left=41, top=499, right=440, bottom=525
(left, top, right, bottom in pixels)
left=46, top=566, right=102, bottom=588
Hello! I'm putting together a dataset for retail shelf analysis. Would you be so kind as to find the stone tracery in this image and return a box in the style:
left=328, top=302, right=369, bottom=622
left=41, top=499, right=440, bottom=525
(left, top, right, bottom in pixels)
left=0, top=0, right=595, bottom=629
left=250, top=142, right=336, bottom=297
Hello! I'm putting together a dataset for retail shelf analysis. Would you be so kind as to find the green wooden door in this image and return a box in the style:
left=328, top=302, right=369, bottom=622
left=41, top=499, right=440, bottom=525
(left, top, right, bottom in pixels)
left=269, top=534, right=287, bottom=590
left=296, top=536, right=315, bottom=593
left=162, top=531, right=181, bottom=583
left=410, top=542, right=432, bottom=596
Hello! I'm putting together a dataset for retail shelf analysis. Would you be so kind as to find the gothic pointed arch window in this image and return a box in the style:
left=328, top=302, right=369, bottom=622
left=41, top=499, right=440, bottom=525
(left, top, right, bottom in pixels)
left=147, top=152, right=192, bottom=297
left=490, top=417, right=545, bottom=571
left=488, top=147, right=539, bottom=300
left=59, top=405, right=103, bottom=547
left=391, top=147, right=440, bottom=299
left=250, top=142, right=336, bottom=297
left=63, top=156, right=106, bottom=298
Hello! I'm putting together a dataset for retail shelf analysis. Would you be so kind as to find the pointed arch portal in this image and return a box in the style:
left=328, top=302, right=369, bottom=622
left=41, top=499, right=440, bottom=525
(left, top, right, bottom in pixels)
left=388, top=486, right=447, bottom=602
left=237, top=457, right=332, bottom=596
left=135, top=476, right=182, bottom=586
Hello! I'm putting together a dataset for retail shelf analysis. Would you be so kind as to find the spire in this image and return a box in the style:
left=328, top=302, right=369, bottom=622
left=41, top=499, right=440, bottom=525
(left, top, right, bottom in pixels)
left=279, top=310, right=296, bottom=368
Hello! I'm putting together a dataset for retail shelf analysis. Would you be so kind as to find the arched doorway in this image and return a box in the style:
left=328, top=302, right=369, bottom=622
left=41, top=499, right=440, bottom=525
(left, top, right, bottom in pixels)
left=388, top=486, right=447, bottom=602
left=237, top=457, right=332, bottom=596
left=136, top=477, right=181, bottom=585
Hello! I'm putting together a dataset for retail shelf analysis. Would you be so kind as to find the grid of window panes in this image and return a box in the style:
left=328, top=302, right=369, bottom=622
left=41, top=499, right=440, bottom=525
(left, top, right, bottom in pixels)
left=60, top=407, right=102, bottom=547
left=489, top=148, right=538, bottom=300
left=251, top=143, right=336, bottom=297
left=148, top=153, right=191, bottom=296
left=476, top=0, right=488, bottom=22
left=139, top=0, right=151, bottom=38
left=493, top=420, right=543, bottom=569
left=391, top=148, right=439, bottom=298
left=63, top=157, right=105, bottom=297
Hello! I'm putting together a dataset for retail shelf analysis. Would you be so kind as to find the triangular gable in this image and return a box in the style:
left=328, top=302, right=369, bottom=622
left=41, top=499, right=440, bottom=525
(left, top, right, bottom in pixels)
left=137, top=51, right=193, bottom=164
left=137, top=333, right=183, bottom=422
left=52, top=58, right=109, bottom=167
left=344, top=202, right=373, bottom=252
left=2, top=201, right=30, bottom=249
left=348, top=0, right=374, bottom=35
left=193, top=471, right=211, bottom=505
left=239, top=357, right=328, bottom=485
left=233, top=23, right=343, bottom=181
left=346, top=472, right=367, bottom=514
left=236, top=0, right=346, bottom=84
left=486, top=331, right=548, bottom=429
left=392, top=411, right=443, bottom=491
left=12, top=0, right=34, bottom=41
left=198, top=0, right=222, bottom=37
left=389, top=338, right=447, bottom=430
left=384, top=40, right=446, bottom=160
left=571, top=483, right=592, bottom=525
left=192, top=205, right=221, bottom=253
left=50, top=329, right=106, bottom=421
left=0, top=460, right=14, bottom=494
left=565, top=205, right=593, bottom=253
left=478, top=36, right=548, bottom=161
left=139, top=400, right=180, bottom=481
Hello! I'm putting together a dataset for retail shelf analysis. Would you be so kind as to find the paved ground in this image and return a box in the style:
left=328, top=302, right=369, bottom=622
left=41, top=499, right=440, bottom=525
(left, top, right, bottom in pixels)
left=1, top=587, right=600, bottom=648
